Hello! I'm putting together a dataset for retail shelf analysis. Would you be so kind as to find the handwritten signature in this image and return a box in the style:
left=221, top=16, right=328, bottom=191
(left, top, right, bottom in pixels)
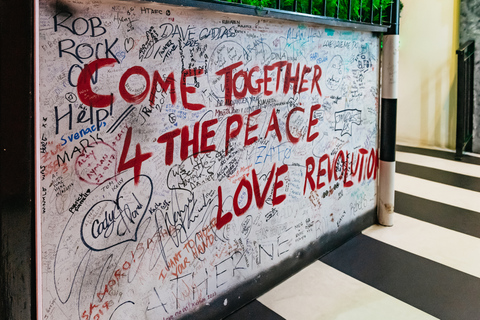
left=81, top=175, right=153, bottom=251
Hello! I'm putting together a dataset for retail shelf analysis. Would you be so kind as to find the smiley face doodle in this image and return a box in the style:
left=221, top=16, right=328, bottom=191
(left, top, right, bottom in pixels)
left=325, top=55, right=344, bottom=90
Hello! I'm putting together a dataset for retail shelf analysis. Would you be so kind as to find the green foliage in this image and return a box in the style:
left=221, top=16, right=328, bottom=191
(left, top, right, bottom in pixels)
left=320, top=0, right=394, bottom=22
left=223, top=0, right=399, bottom=24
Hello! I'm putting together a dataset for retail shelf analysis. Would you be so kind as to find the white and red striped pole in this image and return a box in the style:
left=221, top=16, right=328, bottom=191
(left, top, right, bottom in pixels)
left=378, top=1, right=400, bottom=226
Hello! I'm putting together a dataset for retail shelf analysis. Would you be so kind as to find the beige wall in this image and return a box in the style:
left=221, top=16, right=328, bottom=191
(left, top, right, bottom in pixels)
left=397, top=0, right=460, bottom=149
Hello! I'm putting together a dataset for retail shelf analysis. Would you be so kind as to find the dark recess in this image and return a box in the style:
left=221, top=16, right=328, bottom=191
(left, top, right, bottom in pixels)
left=0, top=0, right=35, bottom=319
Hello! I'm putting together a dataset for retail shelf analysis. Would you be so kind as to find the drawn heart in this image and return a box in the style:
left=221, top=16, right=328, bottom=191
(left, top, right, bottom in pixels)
left=80, top=175, right=153, bottom=251
left=124, top=37, right=134, bottom=53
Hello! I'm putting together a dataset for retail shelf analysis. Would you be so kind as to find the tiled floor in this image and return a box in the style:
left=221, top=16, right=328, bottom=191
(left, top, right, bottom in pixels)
left=225, top=145, right=480, bottom=320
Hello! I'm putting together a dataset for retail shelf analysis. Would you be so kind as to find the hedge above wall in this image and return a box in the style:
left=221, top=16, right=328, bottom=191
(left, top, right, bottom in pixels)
left=221, top=0, right=402, bottom=24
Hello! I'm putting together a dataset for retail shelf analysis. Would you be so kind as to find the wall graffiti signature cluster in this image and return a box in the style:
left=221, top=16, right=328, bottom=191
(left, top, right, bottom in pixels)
left=38, top=0, right=380, bottom=319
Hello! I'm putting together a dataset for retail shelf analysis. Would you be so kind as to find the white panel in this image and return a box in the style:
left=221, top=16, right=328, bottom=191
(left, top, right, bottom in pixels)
left=259, top=261, right=438, bottom=320
left=382, top=34, right=399, bottom=99
left=397, top=151, right=480, bottom=178
left=395, top=173, right=480, bottom=213
left=378, top=160, right=395, bottom=226
left=364, top=214, right=480, bottom=279
left=36, top=1, right=380, bottom=318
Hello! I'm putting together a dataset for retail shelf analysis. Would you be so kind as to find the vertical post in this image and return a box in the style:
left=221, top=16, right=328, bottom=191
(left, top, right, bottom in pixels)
left=378, top=0, right=399, bottom=226
left=388, top=0, right=393, bottom=24
left=379, top=5, right=383, bottom=24
left=455, top=41, right=475, bottom=159
left=467, top=45, right=475, bottom=152
left=348, top=0, right=352, bottom=20
left=456, top=49, right=466, bottom=159
left=359, top=0, right=363, bottom=22
left=370, top=0, right=374, bottom=23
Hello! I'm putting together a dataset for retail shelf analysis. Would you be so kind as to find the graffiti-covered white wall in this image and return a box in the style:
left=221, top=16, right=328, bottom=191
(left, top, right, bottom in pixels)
left=37, top=1, right=380, bottom=319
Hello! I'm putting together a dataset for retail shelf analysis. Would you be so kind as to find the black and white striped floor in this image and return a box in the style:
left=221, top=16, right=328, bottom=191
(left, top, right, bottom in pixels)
left=226, top=145, right=480, bottom=320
